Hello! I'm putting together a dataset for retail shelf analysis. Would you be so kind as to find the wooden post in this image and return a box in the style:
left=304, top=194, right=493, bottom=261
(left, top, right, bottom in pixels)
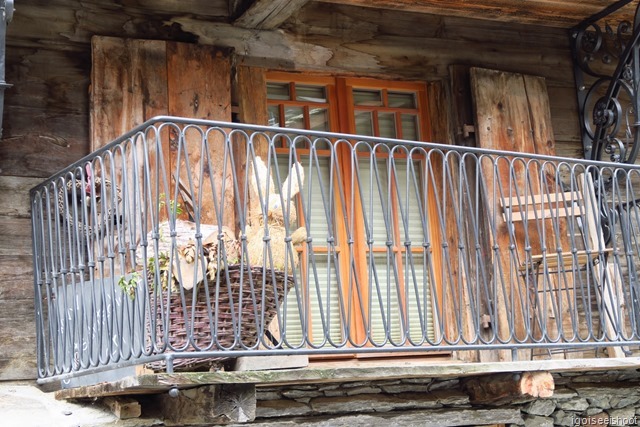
left=462, top=371, right=554, bottom=405
left=103, top=396, right=142, bottom=420
left=149, top=384, right=256, bottom=425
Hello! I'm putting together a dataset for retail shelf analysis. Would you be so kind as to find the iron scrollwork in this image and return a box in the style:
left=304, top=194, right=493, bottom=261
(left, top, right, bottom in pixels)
left=572, top=0, right=640, bottom=164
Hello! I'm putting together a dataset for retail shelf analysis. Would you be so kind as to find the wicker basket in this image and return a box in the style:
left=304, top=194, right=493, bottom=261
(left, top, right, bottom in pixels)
left=147, top=264, right=293, bottom=371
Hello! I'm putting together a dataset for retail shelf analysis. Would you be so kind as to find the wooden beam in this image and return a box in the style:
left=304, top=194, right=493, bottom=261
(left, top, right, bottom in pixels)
left=53, top=357, right=640, bottom=400
left=234, top=354, right=309, bottom=371
left=317, top=0, right=637, bottom=28
left=103, top=396, right=142, bottom=420
left=462, top=371, right=554, bottom=405
left=147, top=384, right=256, bottom=426
left=234, top=0, right=311, bottom=30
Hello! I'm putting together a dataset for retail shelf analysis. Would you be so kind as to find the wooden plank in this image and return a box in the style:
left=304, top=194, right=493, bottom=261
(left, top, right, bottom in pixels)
left=0, top=217, right=33, bottom=257
left=172, top=19, right=574, bottom=85
left=53, top=356, right=640, bottom=399
left=0, top=177, right=43, bottom=217
left=1, top=46, right=89, bottom=177
left=316, top=0, right=637, bottom=28
left=426, top=80, right=477, bottom=363
left=524, top=248, right=613, bottom=271
left=0, top=255, right=36, bottom=300
left=471, top=68, right=539, bottom=361
left=0, top=108, right=88, bottom=178
left=523, top=73, right=581, bottom=359
left=91, top=37, right=169, bottom=150
left=234, top=65, right=269, bottom=231
left=503, top=203, right=580, bottom=223
left=167, top=42, right=234, bottom=228
left=0, top=299, right=37, bottom=380
left=234, top=355, right=309, bottom=371
left=234, top=0, right=311, bottom=30
left=472, top=68, right=585, bottom=361
left=501, top=191, right=580, bottom=208
left=90, top=36, right=169, bottom=215
left=103, top=396, right=142, bottom=420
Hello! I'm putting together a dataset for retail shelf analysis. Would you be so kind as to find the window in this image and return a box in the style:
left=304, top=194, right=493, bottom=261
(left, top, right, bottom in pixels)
left=266, top=72, right=441, bottom=350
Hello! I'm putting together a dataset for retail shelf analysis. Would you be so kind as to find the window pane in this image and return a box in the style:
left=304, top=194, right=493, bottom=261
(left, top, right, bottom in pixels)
left=404, top=252, right=435, bottom=341
left=378, top=113, right=396, bottom=139
left=355, top=111, right=374, bottom=136
left=357, top=159, right=390, bottom=245
left=285, top=107, right=305, bottom=129
left=300, top=155, right=335, bottom=242
left=309, top=108, right=329, bottom=132
left=368, top=253, right=402, bottom=343
left=308, top=255, right=342, bottom=344
left=296, top=85, right=327, bottom=103
left=393, top=160, right=434, bottom=342
left=282, top=256, right=342, bottom=346
left=392, top=160, right=425, bottom=239
left=267, top=82, right=290, bottom=100
left=353, top=89, right=383, bottom=107
left=388, top=92, right=417, bottom=108
left=401, top=114, right=419, bottom=141
left=268, top=105, right=280, bottom=127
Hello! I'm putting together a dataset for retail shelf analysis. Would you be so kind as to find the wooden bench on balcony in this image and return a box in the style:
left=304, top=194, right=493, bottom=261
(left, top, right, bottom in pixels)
left=499, top=186, right=611, bottom=274
left=499, top=173, right=625, bottom=358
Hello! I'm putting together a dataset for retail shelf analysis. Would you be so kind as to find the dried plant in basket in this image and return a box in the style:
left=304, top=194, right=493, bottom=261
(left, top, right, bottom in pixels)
left=173, top=226, right=241, bottom=290
left=246, top=156, right=307, bottom=272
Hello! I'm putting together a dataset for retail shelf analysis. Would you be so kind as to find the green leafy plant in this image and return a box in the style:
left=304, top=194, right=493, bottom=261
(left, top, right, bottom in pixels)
left=147, top=251, right=174, bottom=291
left=159, top=193, right=184, bottom=216
left=118, top=271, right=141, bottom=300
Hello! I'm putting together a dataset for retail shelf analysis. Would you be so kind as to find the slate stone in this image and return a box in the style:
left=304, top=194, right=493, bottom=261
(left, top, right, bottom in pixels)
left=607, top=407, right=637, bottom=425
left=552, top=409, right=578, bottom=427
left=523, top=414, right=553, bottom=427
left=345, top=386, right=382, bottom=396
left=255, top=399, right=312, bottom=419
left=380, top=384, right=430, bottom=394
left=610, top=395, right=640, bottom=409
left=523, top=399, right=556, bottom=417
left=556, top=397, right=589, bottom=412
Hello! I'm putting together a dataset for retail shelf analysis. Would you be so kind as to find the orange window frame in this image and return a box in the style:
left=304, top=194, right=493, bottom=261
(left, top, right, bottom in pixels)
left=266, top=71, right=443, bottom=348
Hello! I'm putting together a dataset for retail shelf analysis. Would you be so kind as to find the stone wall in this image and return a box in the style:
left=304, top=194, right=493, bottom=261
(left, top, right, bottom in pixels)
left=243, top=370, right=640, bottom=426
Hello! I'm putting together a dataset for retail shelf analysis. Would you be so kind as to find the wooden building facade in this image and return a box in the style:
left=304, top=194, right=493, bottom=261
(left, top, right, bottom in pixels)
left=3, top=0, right=640, bottom=425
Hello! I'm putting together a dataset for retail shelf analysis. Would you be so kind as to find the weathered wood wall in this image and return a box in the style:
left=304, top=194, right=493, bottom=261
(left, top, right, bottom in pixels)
left=0, top=0, right=581, bottom=379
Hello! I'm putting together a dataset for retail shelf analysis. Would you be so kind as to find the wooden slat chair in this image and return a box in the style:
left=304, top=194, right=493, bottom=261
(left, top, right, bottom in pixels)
left=501, top=190, right=586, bottom=273
left=499, top=173, right=624, bottom=358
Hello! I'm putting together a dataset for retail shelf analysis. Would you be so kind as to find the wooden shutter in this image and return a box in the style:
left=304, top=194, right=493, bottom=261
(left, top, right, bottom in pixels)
left=91, top=36, right=233, bottom=228
left=471, top=67, right=572, bottom=361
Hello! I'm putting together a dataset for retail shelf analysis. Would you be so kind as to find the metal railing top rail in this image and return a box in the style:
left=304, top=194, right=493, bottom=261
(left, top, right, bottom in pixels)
left=29, top=116, right=640, bottom=196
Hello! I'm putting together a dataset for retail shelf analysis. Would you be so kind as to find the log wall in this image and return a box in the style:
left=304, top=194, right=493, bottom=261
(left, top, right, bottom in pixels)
left=0, top=0, right=581, bottom=379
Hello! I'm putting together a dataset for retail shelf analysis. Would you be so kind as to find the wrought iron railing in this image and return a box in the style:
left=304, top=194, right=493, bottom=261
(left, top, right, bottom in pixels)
left=572, top=0, right=640, bottom=164
left=31, top=117, right=640, bottom=382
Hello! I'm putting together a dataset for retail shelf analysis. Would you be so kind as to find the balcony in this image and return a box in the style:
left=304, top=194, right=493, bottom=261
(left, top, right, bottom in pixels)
left=30, top=117, right=640, bottom=384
